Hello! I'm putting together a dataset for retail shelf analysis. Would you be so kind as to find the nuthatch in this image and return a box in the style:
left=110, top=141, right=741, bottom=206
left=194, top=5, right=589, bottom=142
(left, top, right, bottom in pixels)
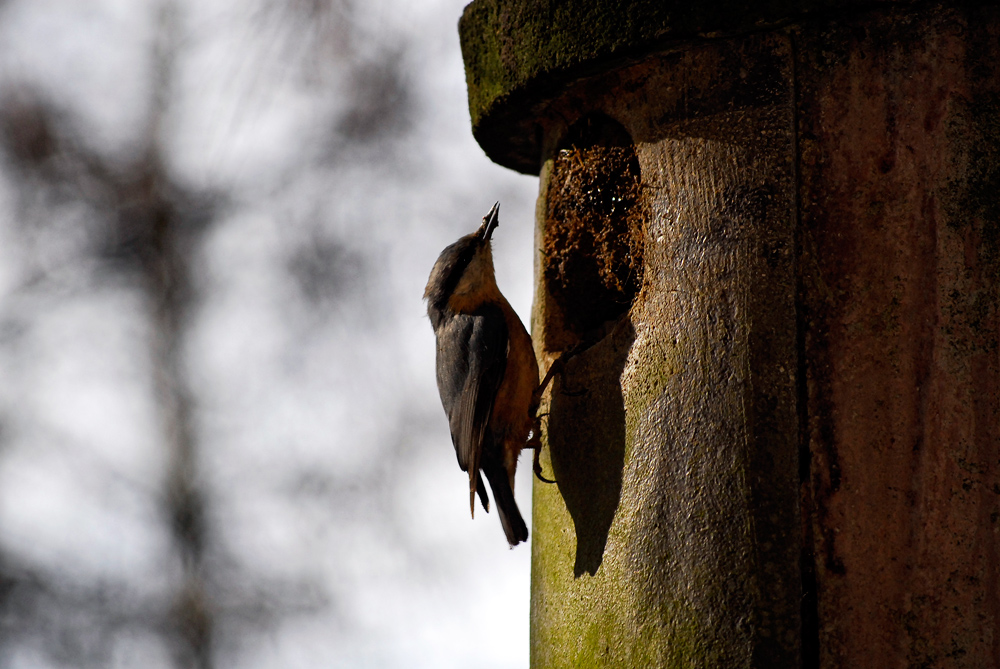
left=424, top=202, right=539, bottom=546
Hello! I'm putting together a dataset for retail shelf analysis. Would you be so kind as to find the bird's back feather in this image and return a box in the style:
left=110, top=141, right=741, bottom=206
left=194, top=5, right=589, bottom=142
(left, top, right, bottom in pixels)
left=433, top=304, right=508, bottom=516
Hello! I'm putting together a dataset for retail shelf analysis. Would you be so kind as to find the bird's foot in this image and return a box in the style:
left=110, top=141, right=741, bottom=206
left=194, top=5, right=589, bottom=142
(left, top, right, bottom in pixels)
left=525, top=430, right=555, bottom=484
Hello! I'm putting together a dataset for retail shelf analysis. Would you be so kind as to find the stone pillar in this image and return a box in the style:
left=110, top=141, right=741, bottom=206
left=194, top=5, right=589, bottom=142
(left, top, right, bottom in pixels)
left=460, top=2, right=1000, bottom=667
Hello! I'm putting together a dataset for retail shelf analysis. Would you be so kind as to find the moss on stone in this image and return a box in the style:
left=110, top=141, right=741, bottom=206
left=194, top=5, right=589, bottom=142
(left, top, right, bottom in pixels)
left=542, top=113, right=647, bottom=340
left=458, top=0, right=934, bottom=173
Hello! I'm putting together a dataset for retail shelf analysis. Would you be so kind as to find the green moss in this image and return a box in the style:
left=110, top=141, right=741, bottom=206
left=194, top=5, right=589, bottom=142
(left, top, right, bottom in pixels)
left=458, top=0, right=926, bottom=173
left=625, top=329, right=683, bottom=428
left=530, top=325, right=756, bottom=668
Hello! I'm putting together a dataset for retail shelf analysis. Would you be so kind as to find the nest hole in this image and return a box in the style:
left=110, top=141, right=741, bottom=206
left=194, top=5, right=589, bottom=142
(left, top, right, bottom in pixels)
left=543, top=113, right=647, bottom=340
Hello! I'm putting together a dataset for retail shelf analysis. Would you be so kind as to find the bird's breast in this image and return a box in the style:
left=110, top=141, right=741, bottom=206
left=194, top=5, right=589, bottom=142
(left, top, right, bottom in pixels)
left=490, top=299, right=538, bottom=438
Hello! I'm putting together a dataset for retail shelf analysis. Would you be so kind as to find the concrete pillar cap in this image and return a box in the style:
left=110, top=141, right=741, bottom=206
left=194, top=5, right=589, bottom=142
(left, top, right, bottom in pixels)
left=459, top=0, right=937, bottom=174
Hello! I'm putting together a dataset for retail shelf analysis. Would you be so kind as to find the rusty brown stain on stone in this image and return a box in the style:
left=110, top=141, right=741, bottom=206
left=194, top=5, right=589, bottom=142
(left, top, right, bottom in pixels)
left=797, top=7, right=1000, bottom=668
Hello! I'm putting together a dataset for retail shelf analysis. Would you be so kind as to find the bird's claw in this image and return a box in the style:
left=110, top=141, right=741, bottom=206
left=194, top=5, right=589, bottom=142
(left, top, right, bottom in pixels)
left=526, top=433, right=556, bottom=484
left=533, top=447, right=556, bottom=484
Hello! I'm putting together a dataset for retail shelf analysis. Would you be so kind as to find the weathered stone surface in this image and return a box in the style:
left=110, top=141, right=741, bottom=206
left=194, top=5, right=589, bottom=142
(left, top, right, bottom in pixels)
left=531, top=35, right=800, bottom=668
left=460, top=1, right=1000, bottom=667
left=796, top=7, right=1000, bottom=667
left=458, top=0, right=998, bottom=173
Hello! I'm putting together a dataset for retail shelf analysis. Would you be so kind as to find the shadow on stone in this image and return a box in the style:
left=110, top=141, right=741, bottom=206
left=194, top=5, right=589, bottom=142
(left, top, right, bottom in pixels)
left=547, top=317, right=634, bottom=577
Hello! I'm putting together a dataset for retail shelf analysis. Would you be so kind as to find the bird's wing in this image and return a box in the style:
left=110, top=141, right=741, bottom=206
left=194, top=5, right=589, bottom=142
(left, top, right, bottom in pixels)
left=434, top=304, right=508, bottom=512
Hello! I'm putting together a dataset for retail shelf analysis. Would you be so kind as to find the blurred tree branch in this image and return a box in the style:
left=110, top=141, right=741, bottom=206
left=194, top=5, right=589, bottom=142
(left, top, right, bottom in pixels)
left=0, top=0, right=429, bottom=665
left=0, top=2, right=218, bottom=666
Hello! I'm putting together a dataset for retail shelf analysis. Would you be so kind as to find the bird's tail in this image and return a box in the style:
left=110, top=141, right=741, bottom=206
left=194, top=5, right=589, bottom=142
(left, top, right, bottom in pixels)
left=482, top=460, right=528, bottom=546
left=470, top=471, right=489, bottom=517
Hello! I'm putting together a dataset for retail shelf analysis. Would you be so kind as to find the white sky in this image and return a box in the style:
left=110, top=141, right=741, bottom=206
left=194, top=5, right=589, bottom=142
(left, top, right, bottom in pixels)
left=0, top=0, right=539, bottom=666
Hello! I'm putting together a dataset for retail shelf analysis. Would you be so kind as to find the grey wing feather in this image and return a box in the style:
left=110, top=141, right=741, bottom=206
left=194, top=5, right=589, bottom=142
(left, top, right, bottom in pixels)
left=434, top=305, right=508, bottom=511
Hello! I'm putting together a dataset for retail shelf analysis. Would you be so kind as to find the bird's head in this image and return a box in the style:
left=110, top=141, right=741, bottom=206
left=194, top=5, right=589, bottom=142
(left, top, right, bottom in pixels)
left=424, top=202, right=501, bottom=315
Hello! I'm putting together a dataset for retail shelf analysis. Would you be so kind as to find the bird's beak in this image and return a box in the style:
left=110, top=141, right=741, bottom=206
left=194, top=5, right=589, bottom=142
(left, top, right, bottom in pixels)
left=480, top=201, right=499, bottom=242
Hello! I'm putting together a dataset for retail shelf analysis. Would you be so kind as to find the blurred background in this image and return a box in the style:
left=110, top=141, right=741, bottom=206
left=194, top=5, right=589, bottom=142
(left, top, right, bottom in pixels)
left=0, top=1, right=538, bottom=667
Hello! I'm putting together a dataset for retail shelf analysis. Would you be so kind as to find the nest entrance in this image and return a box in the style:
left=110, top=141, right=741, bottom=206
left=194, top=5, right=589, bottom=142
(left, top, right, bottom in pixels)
left=543, top=113, right=647, bottom=340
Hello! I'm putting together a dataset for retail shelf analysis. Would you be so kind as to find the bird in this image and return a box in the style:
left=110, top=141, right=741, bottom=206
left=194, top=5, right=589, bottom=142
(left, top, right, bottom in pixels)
left=424, top=202, right=538, bottom=546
